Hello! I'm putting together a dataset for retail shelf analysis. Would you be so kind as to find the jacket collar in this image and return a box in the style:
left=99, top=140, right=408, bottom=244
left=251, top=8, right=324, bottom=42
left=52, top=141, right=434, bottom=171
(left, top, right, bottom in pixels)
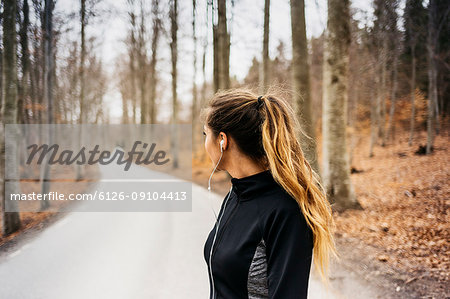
left=231, top=169, right=278, bottom=201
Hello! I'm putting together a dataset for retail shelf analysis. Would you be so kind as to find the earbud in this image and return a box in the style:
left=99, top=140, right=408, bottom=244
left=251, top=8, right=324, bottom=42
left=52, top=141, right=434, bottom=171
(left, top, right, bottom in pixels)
left=208, top=138, right=226, bottom=221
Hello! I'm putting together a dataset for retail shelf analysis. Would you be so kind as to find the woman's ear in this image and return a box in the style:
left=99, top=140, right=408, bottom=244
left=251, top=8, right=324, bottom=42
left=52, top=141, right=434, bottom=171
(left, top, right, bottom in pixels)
left=219, top=132, right=228, bottom=151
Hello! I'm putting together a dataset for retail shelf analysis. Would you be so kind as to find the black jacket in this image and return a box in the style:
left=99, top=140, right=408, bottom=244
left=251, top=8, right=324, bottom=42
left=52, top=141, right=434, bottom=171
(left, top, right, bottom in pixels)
left=203, top=170, right=314, bottom=298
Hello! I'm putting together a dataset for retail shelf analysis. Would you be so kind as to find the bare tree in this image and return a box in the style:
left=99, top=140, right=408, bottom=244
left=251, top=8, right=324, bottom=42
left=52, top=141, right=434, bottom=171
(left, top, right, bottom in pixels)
left=408, top=47, right=417, bottom=144
left=76, top=0, right=87, bottom=180
left=260, top=0, right=270, bottom=93
left=170, top=0, right=179, bottom=168
left=403, top=0, right=427, bottom=146
left=19, top=0, right=32, bottom=124
left=30, top=0, right=45, bottom=125
left=148, top=0, right=161, bottom=125
left=1, top=0, right=22, bottom=235
left=201, top=1, right=210, bottom=108
left=384, top=0, right=400, bottom=144
left=80, top=0, right=86, bottom=124
left=373, top=0, right=388, bottom=146
left=290, top=0, right=320, bottom=175
left=40, top=0, right=55, bottom=210
left=137, top=0, right=148, bottom=124
left=192, top=0, right=199, bottom=155
left=126, top=0, right=138, bottom=124
left=426, top=0, right=438, bottom=154
left=213, top=0, right=230, bottom=91
left=322, top=0, right=361, bottom=210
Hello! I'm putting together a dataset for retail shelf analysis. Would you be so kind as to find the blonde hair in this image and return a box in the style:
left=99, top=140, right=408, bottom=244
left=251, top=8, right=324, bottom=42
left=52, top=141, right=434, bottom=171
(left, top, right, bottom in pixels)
left=202, top=87, right=338, bottom=285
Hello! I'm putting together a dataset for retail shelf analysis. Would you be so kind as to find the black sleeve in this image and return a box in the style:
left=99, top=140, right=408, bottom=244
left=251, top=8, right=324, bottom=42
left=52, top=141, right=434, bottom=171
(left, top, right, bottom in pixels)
left=262, top=204, right=314, bottom=299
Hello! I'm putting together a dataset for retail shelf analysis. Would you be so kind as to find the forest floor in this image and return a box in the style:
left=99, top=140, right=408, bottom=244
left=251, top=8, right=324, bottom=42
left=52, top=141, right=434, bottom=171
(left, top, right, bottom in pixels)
left=192, top=129, right=449, bottom=299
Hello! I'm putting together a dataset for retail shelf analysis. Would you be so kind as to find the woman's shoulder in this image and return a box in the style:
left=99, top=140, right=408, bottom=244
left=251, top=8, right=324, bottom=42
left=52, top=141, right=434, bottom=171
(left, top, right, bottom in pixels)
left=256, top=184, right=305, bottom=222
left=256, top=186, right=313, bottom=247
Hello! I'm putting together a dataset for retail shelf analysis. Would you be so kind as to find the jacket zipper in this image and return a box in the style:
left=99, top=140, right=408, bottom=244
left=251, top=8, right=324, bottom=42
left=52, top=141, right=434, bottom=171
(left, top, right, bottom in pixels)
left=211, top=190, right=240, bottom=258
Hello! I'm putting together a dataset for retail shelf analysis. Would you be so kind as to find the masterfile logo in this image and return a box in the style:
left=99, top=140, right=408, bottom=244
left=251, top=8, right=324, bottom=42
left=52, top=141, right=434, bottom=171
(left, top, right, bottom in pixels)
left=26, top=141, right=170, bottom=171
left=4, top=124, right=192, bottom=213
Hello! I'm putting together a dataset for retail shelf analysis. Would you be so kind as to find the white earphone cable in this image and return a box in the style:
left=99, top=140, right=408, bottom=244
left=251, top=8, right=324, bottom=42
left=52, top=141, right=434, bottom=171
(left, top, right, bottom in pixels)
left=207, top=140, right=224, bottom=221
left=207, top=139, right=230, bottom=298
left=208, top=185, right=233, bottom=299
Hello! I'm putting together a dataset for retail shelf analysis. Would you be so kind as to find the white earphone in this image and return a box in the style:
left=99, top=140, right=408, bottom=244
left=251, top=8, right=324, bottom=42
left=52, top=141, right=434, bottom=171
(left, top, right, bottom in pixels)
left=208, top=138, right=226, bottom=219
left=208, top=137, right=231, bottom=299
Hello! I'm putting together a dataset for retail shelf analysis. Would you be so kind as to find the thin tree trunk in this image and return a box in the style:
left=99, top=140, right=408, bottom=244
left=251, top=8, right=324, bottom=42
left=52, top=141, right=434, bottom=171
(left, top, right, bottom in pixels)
left=76, top=0, right=86, bottom=180
left=379, top=38, right=387, bottom=146
left=369, top=90, right=377, bottom=157
left=0, top=43, right=2, bottom=118
left=30, top=25, right=42, bottom=124
left=213, top=0, right=230, bottom=91
left=385, top=43, right=399, bottom=144
left=80, top=0, right=86, bottom=124
left=369, top=50, right=380, bottom=157
left=170, top=0, right=179, bottom=169
left=40, top=0, right=54, bottom=210
left=149, top=0, right=160, bottom=125
left=127, top=1, right=138, bottom=124
left=260, top=0, right=270, bottom=93
left=19, top=0, right=32, bottom=125
left=290, top=0, right=320, bottom=176
left=408, top=45, right=416, bottom=146
left=1, top=0, right=22, bottom=236
left=192, top=0, right=199, bottom=157
left=213, top=24, right=219, bottom=92
left=122, top=95, right=129, bottom=124
left=427, top=0, right=438, bottom=154
left=322, top=0, right=361, bottom=211
left=199, top=2, right=209, bottom=162
left=138, top=0, right=147, bottom=124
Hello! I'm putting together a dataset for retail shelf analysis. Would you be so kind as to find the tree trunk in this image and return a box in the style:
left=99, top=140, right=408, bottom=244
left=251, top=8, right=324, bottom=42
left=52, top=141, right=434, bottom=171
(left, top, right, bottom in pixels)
left=149, top=0, right=161, bottom=125
left=30, top=24, right=42, bottom=124
left=385, top=42, right=399, bottom=144
left=200, top=3, right=209, bottom=162
left=1, top=0, right=22, bottom=236
left=127, top=1, right=138, bottom=124
left=290, top=0, right=320, bottom=176
left=260, top=0, right=270, bottom=93
left=426, top=0, right=438, bottom=154
left=192, top=0, right=199, bottom=157
left=138, top=0, right=147, bottom=124
left=40, top=0, right=54, bottom=210
left=369, top=46, right=381, bottom=158
left=378, top=37, right=387, bottom=146
left=19, top=0, right=32, bottom=125
left=76, top=0, right=86, bottom=180
left=80, top=0, right=86, bottom=124
left=122, top=94, right=129, bottom=124
left=213, top=18, right=219, bottom=92
left=213, top=0, right=230, bottom=91
left=170, top=0, right=179, bottom=169
left=369, top=90, right=377, bottom=157
left=408, top=45, right=416, bottom=146
left=0, top=44, right=2, bottom=118
left=322, top=0, right=361, bottom=211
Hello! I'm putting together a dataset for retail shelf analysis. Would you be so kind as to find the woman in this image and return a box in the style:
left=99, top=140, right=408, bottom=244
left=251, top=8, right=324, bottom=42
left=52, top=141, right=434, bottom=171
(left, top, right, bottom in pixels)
left=201, top=89, right=337, bottom=299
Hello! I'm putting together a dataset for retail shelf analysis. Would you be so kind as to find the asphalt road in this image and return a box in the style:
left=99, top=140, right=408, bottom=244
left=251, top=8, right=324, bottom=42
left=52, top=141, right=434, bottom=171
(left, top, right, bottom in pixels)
left=0, top=164, right=360, bottom=298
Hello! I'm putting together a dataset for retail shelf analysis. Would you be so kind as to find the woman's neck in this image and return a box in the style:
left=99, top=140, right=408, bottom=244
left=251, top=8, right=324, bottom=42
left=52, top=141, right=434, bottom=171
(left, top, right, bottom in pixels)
left=226, top=155, right=268, bottom=179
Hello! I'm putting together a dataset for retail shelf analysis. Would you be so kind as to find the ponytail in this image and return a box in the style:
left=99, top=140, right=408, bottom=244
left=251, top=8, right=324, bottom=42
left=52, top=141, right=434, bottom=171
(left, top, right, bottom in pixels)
left=259, top=93, right=338, bottom=285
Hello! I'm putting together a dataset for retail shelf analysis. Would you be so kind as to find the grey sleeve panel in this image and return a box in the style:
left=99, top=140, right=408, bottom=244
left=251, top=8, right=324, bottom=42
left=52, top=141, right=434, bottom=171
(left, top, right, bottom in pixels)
left=247, top=239, right=269, bottom=298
